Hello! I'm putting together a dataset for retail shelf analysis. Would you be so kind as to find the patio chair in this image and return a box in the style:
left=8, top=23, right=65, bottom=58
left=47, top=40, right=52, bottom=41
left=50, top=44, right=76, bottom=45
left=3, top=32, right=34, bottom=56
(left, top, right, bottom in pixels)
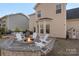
left=35, top=34, right=56, bottom=55
left=32, top=32, right=38, bottom=40
left=35, top=39, right=53, bottom=55
left=35, top=34, right=49, bottom=48
left=35, top=41, right=46, bottom=48
left=41, top=38, right=56, bottom=55
left=39, top=34, right=50, bottom=43
left=15, top=32, right=23, bottom=41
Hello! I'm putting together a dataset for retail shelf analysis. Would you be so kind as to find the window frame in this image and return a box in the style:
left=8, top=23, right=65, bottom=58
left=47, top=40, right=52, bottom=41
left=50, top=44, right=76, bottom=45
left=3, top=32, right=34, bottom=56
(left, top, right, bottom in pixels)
left=37, top=11, right=41, bottom=17
left=40, top=24, right=44, bottom=34
left=56, top=4, right=61, bottom=14
left=46, top=24, right=50, bottom=34
left=33, top=27, right=36, bottom=32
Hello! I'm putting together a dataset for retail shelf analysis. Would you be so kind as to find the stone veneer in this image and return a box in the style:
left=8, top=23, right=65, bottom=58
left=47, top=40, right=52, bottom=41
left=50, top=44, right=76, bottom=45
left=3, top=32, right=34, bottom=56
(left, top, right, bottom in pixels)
left=1, top=49, right=41, bottom=56
left=0, top=39, right=42, bottom=56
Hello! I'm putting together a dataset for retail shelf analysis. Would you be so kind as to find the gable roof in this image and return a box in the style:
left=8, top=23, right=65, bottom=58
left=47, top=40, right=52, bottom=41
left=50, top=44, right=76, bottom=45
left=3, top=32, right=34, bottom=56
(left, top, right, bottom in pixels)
left=29, top=13, right=35, bottom=16
left=67, top=8, right=79, bottom=19
left=1, top=13, right=30, bottom=20
left=34, top=3, right=40, bottom=10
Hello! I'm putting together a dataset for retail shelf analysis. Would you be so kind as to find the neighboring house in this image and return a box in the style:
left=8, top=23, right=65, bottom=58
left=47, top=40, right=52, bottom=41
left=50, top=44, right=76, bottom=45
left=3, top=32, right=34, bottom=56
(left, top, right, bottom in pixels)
left=29, top=13, right=37, bottom=32
left=0, top=19, right=2, bottom=28
left=67, top=8, right=79, bottom=32
left=0, top=13, right=29, bottom=31
left=29, top=3, right=66, bottom=38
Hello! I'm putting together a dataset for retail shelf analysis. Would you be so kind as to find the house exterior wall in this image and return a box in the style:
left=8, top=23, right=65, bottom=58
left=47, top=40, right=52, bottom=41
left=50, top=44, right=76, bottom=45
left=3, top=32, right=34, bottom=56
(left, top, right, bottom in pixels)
left=2, top=14, right=29, bottom=31
left=67, top=19, right=79, bottom=31
left=29, top=13, right=37, bottom=32
left=36, top=20, right=53, bottom=37
left=30, top=3, right=66, bottom=38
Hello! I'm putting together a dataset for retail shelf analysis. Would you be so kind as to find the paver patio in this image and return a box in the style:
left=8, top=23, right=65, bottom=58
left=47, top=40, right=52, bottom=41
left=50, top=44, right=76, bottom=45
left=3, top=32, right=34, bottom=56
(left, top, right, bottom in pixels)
left=46, top=38, right=79, bottom=56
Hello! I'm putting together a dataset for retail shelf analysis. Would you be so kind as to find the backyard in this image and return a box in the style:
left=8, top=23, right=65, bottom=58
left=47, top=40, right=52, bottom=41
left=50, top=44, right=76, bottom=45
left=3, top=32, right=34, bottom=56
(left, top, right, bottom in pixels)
left=46, top=38, right=79, bottom=56
left=0, top=36, right=79, bottom=56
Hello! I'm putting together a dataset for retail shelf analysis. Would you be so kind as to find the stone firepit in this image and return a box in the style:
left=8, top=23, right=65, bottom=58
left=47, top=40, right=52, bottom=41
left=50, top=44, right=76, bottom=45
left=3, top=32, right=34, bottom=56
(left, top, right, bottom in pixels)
left=0, top=39, right=41, bottom=56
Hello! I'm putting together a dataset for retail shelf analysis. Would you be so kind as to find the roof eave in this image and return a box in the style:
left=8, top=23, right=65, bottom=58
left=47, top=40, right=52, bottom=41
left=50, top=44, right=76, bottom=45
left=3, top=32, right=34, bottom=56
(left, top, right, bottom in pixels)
left=34, top=3, right=40, bottom=10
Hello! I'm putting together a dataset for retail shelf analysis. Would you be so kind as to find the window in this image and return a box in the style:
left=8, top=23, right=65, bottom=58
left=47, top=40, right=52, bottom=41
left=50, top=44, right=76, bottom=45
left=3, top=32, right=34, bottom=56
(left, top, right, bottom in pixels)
left=37, top=11, right=41, bottom=17
left=56, top=4, right=61, bottom=14
left=46, top=24, right=50, bottom=33
left=33, top=27, right=36, bottom=32
left=40, top=24, right=44, bottom=33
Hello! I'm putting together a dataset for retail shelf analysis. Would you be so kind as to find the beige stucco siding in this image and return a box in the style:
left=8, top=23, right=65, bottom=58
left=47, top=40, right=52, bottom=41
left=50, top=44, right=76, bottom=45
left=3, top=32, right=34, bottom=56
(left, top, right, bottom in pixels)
left=35, top=3, right=66, bottom=38
left=67, top=19, right=79, bottom=31
left=29, top=14, right=37, bottom=32
left=35, top=3, right=56, bottom=19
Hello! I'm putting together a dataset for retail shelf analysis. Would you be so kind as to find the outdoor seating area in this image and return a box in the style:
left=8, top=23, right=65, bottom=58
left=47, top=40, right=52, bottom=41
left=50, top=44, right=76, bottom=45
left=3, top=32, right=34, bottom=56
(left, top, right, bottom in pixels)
left=0, top=31, right=56, bottom=56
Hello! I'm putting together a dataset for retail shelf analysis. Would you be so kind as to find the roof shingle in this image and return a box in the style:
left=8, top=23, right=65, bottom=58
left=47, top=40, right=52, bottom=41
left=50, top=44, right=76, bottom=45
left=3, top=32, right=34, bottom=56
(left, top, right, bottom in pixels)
left=67, top=8, right=79, bottom=19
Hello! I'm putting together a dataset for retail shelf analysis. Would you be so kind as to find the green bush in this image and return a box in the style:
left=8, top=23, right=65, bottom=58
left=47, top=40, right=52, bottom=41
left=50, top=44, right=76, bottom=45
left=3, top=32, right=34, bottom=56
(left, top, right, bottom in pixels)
left=0, top=34, right=2, bottom=39
left=0, top=27, right=5, bottom=39
left=14, top=27, right=21, bottom=32
left=0, top=27, right=6, bottom=35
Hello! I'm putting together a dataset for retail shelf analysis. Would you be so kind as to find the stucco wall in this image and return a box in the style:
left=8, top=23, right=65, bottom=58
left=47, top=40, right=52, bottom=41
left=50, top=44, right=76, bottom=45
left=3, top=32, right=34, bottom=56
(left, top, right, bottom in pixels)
left=35, top=3, right=66, bottom=38
left=29, top=14, right=37, bottom=32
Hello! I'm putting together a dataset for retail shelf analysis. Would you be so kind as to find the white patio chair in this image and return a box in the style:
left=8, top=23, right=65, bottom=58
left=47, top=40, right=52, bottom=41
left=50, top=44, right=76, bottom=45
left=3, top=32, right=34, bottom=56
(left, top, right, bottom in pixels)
left=32, top=32, right=37, bottom=39
left=35, top=39, right=52, bottom=55
left=35, top=41, right=46, bottom=48
left=41, top=38, right=56, bottom=55
left=39, top=34, right=49, bottom=43
left=35, top=34, right=49, bottom=48
left=15, top=32, right=23, bottom=41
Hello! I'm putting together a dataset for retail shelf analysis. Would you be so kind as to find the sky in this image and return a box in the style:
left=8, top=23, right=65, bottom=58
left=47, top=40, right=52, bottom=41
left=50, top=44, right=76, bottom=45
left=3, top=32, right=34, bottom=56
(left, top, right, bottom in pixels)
left=0, top=3, right=79, bottom=17
left=0, top=3, right=36, bottom=17
left=66, top=3, right=79, bottom=9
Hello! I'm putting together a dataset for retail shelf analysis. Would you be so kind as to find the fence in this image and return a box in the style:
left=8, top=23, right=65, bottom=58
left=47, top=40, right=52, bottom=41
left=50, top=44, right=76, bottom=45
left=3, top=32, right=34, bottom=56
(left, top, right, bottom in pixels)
left=68, top=30, right=79, bottom=39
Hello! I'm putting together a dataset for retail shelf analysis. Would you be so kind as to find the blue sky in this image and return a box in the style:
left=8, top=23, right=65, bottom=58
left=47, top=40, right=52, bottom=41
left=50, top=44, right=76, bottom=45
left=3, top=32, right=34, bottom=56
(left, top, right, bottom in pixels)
left=66, top=3, right=79, bottom=9
left=0, top=3, right=79, bottom=17
left=0, top=3, right=36, bottom=17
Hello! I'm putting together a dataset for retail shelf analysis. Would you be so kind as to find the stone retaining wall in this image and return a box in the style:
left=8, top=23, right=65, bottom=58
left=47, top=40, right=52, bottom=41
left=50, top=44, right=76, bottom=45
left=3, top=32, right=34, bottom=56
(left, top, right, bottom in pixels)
left=1, top=49, right=41, bottom=56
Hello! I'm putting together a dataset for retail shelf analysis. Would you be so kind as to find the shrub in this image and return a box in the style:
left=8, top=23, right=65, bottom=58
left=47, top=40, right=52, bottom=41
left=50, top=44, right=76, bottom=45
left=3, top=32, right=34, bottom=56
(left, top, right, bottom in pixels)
left=5, top=30, right=12, bottom=34
left=14, top=27, right=21, bottom=32
left=0, top=27, right=6, bottom=39
left=0, top=34, right=2, bottom=39
left=0, top=27, right=6, bottom=35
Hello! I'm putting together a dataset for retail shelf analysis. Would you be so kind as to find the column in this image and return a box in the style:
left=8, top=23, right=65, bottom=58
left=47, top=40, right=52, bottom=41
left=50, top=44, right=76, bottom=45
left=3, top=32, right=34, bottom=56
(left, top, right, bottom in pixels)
left=39, top=22, right=40, bottom=34
left=43, top=21, right=46, bottom=35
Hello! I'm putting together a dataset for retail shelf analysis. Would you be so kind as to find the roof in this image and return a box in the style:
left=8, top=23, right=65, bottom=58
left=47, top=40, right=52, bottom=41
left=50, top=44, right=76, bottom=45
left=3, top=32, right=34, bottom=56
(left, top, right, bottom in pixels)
left=67, top=8, right=79, bottom=19
left=34, top=3, right=40, bottom=10
left=29, top=13, right=36, bottom=16
left=1, top=13, right=30, bottom=20
left=34, top=4, right=79, bottom=20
